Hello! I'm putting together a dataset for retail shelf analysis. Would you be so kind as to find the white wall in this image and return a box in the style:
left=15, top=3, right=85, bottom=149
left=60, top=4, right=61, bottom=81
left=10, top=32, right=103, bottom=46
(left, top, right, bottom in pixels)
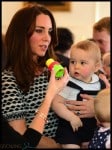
left=2, top=1, right=110, bottom=42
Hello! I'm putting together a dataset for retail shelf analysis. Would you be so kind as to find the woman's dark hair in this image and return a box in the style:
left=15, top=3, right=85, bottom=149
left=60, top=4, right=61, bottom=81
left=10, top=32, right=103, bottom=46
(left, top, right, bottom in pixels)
left=5, top=4, right=57, bottom=92
left=2, top=34, right=7, bottom=71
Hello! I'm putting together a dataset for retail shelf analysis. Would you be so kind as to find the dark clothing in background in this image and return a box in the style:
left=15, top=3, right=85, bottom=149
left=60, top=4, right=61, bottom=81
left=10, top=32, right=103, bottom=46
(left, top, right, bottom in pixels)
left=56, top=53, right=69, bottom=71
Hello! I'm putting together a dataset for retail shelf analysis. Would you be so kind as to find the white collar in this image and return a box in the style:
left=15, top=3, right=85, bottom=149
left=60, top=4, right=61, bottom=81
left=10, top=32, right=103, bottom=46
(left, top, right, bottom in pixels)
left=69, top=74, right=99, bottom=84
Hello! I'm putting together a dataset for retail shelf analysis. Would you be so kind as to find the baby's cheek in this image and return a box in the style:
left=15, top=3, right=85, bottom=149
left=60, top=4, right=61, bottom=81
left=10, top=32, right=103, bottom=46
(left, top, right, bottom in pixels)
left=82, top=68, right=89, bottom=76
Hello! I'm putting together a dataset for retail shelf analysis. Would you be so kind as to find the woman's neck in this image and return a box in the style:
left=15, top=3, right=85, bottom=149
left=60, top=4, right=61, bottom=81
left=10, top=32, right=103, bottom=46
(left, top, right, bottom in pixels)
left=35, top=67, right=46, bottom=76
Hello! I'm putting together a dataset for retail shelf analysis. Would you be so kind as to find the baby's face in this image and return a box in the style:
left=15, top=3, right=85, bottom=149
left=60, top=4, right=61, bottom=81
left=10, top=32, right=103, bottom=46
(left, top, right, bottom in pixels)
left=69, top=48, right=99, bottom=83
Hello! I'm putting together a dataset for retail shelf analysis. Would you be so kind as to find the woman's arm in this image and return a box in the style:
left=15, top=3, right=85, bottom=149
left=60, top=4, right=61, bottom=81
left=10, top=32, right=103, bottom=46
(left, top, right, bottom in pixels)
left=9, top=68, right=69, bottom=135
left=29, top=68, right=69, bottom=133
left=7, top=68, right=69, bottom=147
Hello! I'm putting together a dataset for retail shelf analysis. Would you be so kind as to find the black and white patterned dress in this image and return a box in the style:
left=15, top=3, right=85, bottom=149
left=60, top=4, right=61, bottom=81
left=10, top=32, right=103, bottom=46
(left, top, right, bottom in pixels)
left=2, top=69, right=59, bottom=138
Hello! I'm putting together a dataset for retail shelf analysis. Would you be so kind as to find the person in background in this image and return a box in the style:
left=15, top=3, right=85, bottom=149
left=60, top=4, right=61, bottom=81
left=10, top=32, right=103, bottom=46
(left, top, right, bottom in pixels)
left=89, top=16, right=110, bottom=77
left=52, top=40, right=106, bottom=148
left=1, top=4, right=70, bottom=148
left=88, top=88, right=110, bottom=149
left=102, top=52, right=110, bottom=82
left=93, top=16, right=110, bottom=56
left=89, top=18, right=110, bottom=84
left=1, top=69, right=69, bottom=149
left=54, top=27, right=74, bottom=70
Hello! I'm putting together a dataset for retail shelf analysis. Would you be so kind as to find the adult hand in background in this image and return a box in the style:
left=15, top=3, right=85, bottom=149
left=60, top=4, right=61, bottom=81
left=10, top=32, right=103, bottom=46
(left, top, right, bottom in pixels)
left=99, top=73, right=110, bottom=88
left=66, top=73, right=110, bottom=118
left=65, top=94, right=95, bottom=118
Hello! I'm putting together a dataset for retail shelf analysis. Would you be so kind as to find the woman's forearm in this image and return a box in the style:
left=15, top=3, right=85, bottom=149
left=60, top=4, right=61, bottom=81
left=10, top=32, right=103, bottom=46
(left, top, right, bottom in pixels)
left=29, top=95, right=52, bottom=134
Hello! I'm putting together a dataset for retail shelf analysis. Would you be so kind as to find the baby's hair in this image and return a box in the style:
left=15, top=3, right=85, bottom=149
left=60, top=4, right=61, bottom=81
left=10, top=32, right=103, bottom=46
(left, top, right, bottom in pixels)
left=71, top=40, right=101, bottom=63
left=94, top=88, right=110, bottom=123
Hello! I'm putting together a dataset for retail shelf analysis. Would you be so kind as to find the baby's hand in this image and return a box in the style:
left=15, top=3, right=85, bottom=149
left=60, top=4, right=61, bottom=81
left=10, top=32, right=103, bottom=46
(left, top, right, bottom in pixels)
left=70, top=115, right=83, bottom=132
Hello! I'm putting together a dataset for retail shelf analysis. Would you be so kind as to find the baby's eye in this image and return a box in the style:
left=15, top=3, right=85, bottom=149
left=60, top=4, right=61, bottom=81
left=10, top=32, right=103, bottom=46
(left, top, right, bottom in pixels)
left=70, top=60, right=76, bottom=64
left=81, top=61, right=86, bottom=65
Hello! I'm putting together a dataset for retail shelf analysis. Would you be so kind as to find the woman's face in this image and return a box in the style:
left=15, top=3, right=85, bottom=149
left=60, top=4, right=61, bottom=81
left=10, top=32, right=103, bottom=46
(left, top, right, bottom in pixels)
left=29, top=14, right=52, bottom=61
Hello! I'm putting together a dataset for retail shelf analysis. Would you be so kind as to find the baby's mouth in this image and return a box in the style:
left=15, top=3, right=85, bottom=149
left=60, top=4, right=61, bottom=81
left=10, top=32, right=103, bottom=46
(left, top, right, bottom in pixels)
left=74, top=72, right=79, bottom=75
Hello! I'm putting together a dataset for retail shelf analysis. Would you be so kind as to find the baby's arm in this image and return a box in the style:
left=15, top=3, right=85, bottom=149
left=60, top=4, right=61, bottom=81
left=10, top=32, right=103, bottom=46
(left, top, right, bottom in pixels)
left=105, top=134, right=110, bottom=149
left=52, top=95, right=83, bottom=131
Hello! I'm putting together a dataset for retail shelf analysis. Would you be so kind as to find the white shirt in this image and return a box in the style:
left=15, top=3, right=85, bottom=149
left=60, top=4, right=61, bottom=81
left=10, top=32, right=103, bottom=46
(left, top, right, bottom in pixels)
left=59, top=74, right=101, bottom=100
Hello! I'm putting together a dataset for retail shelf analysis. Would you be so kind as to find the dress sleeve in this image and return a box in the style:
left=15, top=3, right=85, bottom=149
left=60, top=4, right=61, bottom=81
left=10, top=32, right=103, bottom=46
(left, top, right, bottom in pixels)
left=2, top=71, right=26, bottom=121
left=1, top=116, right=42, bottom=148
left=23, top=128, right=42, bottom=147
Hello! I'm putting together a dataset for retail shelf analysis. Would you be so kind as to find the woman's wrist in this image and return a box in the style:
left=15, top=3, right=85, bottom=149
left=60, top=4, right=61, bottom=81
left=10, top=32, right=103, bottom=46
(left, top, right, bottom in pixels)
left=35, top=109, right=48, bottom=124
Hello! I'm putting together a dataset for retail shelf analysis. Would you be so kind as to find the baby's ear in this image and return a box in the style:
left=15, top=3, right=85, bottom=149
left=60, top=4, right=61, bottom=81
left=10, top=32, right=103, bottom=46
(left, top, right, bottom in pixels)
left=95, top=62, right=101, bottom=72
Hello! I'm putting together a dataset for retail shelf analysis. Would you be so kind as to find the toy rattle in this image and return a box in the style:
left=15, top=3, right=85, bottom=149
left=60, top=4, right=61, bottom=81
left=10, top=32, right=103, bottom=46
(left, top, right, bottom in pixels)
left=46, top=58, right=64, bottom=78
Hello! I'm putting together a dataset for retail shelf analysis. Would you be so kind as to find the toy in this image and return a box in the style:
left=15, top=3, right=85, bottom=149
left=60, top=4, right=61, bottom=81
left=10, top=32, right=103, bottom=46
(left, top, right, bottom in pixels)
left=46, top=58, right=64, bottom=78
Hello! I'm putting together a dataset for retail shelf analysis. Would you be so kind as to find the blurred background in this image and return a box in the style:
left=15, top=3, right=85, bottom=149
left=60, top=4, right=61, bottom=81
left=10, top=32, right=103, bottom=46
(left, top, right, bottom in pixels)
left=2, top=1, right=110, bottom=43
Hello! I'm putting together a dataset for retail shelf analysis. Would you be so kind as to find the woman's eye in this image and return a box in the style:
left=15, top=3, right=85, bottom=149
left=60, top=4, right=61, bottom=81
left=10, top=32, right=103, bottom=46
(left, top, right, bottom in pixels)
left=35, top=29, right=43, bottom=33
left=34, top=28, right=53, bottom=35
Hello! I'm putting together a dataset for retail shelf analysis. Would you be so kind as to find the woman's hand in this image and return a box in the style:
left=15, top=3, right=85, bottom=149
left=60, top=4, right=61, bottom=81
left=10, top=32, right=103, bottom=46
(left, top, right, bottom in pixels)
left=65, top=94, right=95, bottom=118
left=46, top=68, right=69, bottom=99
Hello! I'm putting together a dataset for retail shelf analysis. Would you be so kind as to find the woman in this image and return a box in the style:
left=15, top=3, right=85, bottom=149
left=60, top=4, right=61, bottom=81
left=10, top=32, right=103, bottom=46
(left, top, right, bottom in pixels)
left=1, top=68, right=69, bottom=149
left=1, top=4, right=66, bottom=148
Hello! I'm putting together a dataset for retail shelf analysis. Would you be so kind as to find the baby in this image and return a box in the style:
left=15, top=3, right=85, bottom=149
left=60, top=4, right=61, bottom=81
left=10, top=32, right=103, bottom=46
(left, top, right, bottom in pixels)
left=52, top=40, right=106, bottom=148
left=88, top=88, right=110, bottom=149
